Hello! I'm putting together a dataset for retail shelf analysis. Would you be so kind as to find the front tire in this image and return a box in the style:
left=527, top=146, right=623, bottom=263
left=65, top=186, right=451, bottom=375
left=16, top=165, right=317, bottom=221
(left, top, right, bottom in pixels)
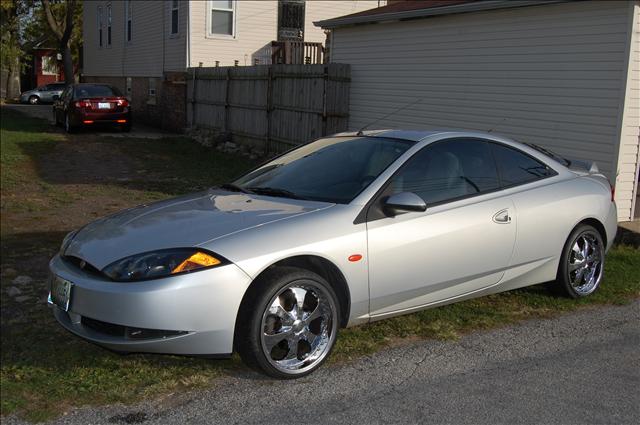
left=556, top=224, right=605, bottom=298
left=28, top=95, right=39, bottom=105
left=236, top=266, right=340, bottom=379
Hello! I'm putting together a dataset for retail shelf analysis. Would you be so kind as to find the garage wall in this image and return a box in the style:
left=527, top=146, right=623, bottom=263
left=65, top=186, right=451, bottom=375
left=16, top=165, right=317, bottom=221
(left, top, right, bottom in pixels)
left=330, top=1, right=637, bottom=221
left=616, top=3, right=640, bottom=220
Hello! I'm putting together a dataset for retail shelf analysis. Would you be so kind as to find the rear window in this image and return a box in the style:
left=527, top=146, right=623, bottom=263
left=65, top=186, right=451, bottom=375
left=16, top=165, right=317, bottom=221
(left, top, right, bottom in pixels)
left=491, top=143, right=556, bottom=186
left=74, top=85, right=121, bottom=98
left=525, top=143, right=570, bottom=167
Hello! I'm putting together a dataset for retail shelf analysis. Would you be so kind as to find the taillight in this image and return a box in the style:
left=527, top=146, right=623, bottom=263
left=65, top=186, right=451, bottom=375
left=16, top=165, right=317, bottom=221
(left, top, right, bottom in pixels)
left=116, top=99, right=129, bottom=107
left=610, top=182, right=615, bottom=202
left=74, top=100, right=92, bottom=109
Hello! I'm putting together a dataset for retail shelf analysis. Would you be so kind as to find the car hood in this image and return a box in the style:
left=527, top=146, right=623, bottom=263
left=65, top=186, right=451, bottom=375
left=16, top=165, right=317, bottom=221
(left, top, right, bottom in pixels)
left=64, top=189, right=333, bottom=269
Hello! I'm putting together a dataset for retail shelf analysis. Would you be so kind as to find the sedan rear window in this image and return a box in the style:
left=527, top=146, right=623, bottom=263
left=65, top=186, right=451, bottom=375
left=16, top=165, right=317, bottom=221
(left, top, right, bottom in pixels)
left=235, top=137, right=412, bottom=204
left=75, top=85, right=121, bottom=98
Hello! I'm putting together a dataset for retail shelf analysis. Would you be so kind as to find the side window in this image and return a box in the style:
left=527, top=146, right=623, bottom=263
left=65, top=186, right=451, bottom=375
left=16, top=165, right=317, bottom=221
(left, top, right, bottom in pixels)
left=389, top=139, right=500, bottom=206
left=491, top=143, right=555, bottom=186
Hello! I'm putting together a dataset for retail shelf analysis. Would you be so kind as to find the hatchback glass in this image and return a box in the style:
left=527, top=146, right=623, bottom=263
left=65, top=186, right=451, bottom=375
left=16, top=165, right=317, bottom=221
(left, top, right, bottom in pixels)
left=235, top=137, right=412, bottom=203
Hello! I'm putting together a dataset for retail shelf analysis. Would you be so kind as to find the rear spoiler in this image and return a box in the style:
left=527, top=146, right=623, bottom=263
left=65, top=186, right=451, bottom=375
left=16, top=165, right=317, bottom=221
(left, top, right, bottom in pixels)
left=567, top=158, right=599, bottom=174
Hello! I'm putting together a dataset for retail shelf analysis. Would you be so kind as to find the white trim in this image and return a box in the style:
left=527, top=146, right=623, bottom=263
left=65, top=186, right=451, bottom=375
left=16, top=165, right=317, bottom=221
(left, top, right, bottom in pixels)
left=206, top=0, right=237, bottom=39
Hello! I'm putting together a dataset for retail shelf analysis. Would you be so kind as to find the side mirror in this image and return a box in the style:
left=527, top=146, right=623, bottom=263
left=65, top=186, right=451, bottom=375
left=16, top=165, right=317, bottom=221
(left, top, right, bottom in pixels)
left=383, top=192, right=427, bottom=215
left=52, top=95, right=60, bottom=101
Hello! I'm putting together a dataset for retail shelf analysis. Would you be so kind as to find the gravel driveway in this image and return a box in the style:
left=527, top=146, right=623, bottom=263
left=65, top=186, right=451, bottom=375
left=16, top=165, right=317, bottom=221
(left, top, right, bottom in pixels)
left=5, top=301, right=638, bottom=425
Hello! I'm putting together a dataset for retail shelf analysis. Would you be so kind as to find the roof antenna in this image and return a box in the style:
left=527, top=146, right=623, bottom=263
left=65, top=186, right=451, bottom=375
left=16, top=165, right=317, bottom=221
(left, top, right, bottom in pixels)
left=356, top=97, right=423, bottom=136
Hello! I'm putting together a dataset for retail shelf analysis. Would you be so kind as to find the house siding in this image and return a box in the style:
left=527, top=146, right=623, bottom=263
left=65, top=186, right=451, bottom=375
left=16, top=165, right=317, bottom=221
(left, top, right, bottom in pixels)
left=83, top=0, right=187, bottom=78
left=330, top=1, right=637, bottom=221
left=188, top=0, right=382, bottom=67
left=304, top=1, right=382, bottom=44
left=616, top=2, right=640, bottom=220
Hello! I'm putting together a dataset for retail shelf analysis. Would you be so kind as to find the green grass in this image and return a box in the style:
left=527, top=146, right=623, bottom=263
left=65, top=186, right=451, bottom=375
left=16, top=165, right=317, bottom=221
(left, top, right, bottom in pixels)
left=1, top=107, right=639, bottom=422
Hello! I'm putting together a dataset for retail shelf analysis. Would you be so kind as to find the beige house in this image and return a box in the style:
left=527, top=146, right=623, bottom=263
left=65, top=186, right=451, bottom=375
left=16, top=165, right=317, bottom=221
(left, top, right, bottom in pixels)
left=82, top=1, right=382, bottom=114
left=318, top=0, right=640, bottom=222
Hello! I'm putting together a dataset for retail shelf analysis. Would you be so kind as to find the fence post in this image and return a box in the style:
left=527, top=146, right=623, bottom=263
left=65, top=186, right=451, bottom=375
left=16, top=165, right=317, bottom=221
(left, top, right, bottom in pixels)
left=190, top=67, right=197, bottom=128
left=224, top=67, right=231, bottom=133
left=322, top=65, right=329, bottom=136
left=266, top=65, right=274, bottom=155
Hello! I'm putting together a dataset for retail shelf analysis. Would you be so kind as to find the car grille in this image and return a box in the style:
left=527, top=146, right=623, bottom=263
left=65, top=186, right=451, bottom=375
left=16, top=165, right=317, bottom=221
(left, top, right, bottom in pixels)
left=81, top=316, right=188, bottom=340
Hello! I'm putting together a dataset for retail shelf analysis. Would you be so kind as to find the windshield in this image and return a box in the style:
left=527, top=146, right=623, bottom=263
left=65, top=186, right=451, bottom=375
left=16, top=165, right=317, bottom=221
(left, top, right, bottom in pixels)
left=234, top=136, right=412, bottom=203
left=74, top=85, right=121, bottom=98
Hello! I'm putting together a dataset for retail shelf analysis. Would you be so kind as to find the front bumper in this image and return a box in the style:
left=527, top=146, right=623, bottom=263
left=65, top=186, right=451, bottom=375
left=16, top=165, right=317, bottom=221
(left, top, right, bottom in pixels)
left=48, top=254, right=252, bottom=355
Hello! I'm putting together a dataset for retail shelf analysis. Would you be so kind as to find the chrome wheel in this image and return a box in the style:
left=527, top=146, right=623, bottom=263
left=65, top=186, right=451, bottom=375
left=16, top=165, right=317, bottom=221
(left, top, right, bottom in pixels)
left=567, top=231, right=603, bottom=295
left=260, top=282, right=337, bottom=375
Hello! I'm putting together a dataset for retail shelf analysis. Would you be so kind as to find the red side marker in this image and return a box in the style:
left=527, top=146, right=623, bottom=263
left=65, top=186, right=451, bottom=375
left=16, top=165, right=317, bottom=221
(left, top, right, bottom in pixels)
left=348, top=254, right=363, bottom=262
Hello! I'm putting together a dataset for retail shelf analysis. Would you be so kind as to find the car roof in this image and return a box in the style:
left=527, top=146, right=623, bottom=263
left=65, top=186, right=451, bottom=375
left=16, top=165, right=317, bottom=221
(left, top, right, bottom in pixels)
left=331, top=129, right=506, bottom=143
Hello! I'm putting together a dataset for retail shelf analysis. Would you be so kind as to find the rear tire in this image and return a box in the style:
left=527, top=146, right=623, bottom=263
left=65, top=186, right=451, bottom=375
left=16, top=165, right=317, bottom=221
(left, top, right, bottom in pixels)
left=236, top=266, right=340, bottom=379
left=555, top=224, right=605, bottom=298
left=64, top=114, right=75, bottom=134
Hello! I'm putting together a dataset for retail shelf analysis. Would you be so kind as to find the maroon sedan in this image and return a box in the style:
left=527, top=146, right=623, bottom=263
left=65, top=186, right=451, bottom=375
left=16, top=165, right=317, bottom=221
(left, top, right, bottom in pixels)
left=53, top=84, right=132, bottom=133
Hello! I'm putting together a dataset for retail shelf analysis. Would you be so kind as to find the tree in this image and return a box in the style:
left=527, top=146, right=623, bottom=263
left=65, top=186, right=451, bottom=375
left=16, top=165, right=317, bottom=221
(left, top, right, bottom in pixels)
left=0, top=0, right=25, bottom=98
left=41, top=0, right=77, bottom=85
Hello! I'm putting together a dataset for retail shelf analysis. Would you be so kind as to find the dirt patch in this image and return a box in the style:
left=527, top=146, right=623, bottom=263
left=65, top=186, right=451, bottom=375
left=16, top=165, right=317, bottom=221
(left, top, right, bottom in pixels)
left=35, top=136, right=135, bottom=185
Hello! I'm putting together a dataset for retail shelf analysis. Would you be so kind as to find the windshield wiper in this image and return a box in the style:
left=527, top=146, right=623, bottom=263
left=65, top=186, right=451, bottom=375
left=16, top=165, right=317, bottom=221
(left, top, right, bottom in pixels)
left=218, top=183, right=253, bottom=194
left=246, top=186, right=307, bottom=200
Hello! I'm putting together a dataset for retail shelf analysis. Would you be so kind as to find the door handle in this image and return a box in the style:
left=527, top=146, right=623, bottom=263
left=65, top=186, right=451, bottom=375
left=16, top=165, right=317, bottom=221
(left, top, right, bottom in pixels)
left=492, top=209, right=511, bottom=224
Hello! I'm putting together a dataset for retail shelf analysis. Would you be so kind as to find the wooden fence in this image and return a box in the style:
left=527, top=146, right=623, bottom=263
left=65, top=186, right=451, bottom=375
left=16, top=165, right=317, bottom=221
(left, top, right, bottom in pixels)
left=186, top=64, right=350, bottom=154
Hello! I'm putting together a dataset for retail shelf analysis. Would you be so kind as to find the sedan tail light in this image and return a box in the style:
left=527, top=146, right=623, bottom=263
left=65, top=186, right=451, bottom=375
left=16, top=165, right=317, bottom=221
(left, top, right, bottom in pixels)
left=116, top=99, right=129, bottom=107
left=75, top=100, right=92, bottom=109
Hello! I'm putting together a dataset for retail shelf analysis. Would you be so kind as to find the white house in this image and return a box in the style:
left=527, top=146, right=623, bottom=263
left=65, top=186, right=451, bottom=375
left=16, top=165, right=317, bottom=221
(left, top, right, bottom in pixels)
left=318, top=0, right=639, bottom=222
left=81, top=0, right=382, bottom=127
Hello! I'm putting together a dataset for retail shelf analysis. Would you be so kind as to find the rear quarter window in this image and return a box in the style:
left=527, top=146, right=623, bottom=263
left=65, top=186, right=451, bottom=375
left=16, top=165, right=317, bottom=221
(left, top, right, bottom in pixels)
left=491, top=143, right=556, bottom=187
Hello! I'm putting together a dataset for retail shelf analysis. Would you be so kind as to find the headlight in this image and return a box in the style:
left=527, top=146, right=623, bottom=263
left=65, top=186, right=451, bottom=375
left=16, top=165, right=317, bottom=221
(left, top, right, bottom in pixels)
left=60, top=231, right=77, bottom=254
left=102, top=248, right=225, bottom=282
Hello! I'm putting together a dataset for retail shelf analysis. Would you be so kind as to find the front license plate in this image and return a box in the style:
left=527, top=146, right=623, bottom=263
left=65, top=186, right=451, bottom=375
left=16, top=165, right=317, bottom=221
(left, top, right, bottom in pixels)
left=49, top=275, right=73, bottom=311
left=98, top=102, right=111, bottom=109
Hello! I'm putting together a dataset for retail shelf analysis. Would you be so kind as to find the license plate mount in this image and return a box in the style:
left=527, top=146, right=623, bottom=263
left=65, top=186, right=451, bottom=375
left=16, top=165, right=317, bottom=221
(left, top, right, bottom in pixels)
left=49, top=275, right=73, bottom=311
left=98, top=102, right=110, bottom=109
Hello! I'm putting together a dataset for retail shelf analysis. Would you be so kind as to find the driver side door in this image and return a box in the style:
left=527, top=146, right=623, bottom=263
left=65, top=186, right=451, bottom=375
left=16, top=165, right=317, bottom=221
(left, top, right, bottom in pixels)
left=366, top=139, right=516, bottom=317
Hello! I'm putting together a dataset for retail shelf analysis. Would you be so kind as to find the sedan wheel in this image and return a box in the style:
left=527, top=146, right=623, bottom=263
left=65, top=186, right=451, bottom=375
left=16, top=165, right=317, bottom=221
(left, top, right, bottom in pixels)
left=237, top=267, right=339, bottom=378
left=29, top=95, right=39, bottom=105
left=557, top=225, right=604, bottom=298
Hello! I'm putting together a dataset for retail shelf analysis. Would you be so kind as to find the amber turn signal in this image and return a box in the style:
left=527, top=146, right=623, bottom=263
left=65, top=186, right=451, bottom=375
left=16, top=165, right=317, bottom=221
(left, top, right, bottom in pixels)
left=172, top=252, right=221, bottom=273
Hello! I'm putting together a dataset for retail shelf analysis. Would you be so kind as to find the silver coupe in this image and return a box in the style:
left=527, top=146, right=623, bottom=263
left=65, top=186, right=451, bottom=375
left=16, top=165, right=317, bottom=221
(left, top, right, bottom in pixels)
left=49, top=130, right=617, bottom=378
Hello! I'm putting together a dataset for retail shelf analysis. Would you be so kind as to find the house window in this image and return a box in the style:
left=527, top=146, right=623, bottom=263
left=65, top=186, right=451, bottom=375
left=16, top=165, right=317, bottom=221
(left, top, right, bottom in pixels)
left=97, top=6, right=103, bottom=47
left=171, top=0, right=179, bottom=34
left=42, top=56, right=58, bottom=76
left=209, top=0, right=235, bottom=36
left=107, top=4, right=112, bottom=47
left=148, top=78, right=157, bottom=104
left=126, top=77, right=132, bottom=99
left=125, top=0, right=132, bottom=42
